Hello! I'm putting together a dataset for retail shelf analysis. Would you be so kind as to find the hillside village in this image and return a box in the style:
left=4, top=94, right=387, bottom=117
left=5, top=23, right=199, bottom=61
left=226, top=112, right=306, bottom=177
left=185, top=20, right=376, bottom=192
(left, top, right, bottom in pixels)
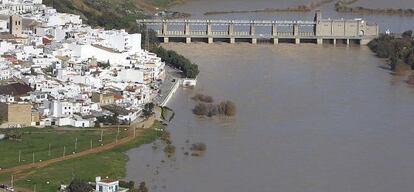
left=0, top=0, right=167, bottom=128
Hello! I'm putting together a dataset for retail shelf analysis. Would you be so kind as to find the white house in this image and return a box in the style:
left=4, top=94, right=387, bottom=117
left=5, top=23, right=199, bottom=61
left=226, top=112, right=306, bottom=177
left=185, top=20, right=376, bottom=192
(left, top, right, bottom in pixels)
left=95, top=177, right=128, bottom=192
left=0, top=41, right=15, bottom=55
left=0, top=19, right=8, bottom=32
left=97, top=30, right=141, bottom=53
left=117, top=69, right=144, bottom=84
left=0, top=64, right=12, bottom=80
left=50, top=100, right=74, bottom=118
left=43, top=13, right=82, bottom=27
left=57, top=116, right=94, bottom=127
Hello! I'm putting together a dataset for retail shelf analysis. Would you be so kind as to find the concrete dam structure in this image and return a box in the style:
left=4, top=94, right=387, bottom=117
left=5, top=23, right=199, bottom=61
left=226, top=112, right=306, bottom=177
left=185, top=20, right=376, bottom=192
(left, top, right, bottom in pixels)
left=137, top=11, right=379, bottom=45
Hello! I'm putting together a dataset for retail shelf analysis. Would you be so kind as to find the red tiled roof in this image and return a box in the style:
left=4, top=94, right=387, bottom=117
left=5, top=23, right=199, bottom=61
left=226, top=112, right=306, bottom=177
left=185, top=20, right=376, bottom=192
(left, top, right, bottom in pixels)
left=100, top=179, right=115, bottom=183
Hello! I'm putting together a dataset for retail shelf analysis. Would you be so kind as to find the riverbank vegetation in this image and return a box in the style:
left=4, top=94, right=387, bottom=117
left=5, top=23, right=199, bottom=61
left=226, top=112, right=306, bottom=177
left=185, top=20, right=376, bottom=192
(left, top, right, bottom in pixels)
left=368, top=31, right=414, bottom=72
left=0, top=122, right=164, bottom=191
left=192, top=94, right=214, bottom=103
left=204, top=0, right=333, bottom=15
left=151, top=46, right=199, bottom=78
left=192, top=94, right=236, bottom=117
left=0, top=127, right=127, bottom=169
left=190, top=142, right=207, bottom=152
left=335, top=0, right=414, bottom=16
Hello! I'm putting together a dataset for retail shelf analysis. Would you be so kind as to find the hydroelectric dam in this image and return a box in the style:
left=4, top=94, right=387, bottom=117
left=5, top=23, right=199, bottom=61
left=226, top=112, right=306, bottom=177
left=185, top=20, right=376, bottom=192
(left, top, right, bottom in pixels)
left=137, top=11, right=379, bottom=45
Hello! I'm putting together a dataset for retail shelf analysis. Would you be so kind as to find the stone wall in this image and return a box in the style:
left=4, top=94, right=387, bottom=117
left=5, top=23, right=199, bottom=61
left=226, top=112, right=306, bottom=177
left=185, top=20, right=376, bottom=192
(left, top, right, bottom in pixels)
left=0, top=103, right=32, bottom=126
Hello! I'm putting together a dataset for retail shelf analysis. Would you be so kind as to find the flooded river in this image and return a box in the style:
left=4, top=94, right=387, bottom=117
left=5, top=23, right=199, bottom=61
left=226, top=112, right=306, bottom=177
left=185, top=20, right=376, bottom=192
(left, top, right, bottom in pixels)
left=126, top=1, right=414, bottom=192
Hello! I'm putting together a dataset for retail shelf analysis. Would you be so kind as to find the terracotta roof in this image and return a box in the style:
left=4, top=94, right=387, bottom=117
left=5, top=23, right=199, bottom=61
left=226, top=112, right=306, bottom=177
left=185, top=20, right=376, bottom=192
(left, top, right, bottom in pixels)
left=113, top=93, right=123, bottom=100
left=100, top=179, right=115, bottom=184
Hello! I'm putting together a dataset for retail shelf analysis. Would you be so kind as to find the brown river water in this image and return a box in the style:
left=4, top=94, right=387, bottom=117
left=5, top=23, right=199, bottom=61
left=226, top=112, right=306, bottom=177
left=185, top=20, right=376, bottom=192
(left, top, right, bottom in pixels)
left=126, top=1, right=414, bottom=192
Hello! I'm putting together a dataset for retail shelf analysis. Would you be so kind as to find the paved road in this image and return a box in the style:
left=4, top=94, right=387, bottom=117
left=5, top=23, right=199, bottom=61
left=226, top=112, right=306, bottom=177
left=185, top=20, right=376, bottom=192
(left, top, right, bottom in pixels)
left=153, top=66, right=182, bottom=105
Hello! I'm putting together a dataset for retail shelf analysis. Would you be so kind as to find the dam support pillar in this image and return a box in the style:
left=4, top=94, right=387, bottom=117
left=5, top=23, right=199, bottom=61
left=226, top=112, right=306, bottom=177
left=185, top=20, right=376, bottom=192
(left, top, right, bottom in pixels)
left=184, top=21, right=190, bottom=35
left=163, top=37, right=169, bottom=43
left=230, top=37, right=235, bottom=44
left=250, top=23, right=256, bottom=36
left=228, top=22, right=234, bottom=36
left=273, top=38, right=279, bottom=44
left=346, top=39, right=350, bottom=46
left=317, top=38, right=323, bottom=45
left=186, top=37, right=191, bottom=44
left=162, top=22, right=168, bottom=35
left=272, top=23, right=277, bottom=37
left=207, top=22, right=212, bottom=35
left=252, top=38, right=257, bottom=44
left=294, top=24, right=299, bottom=44
left=208, top=37, right=213, bottom=44
left=333, top=38, right=337, bottom=45
left=293, top=24, right=299, bottom=37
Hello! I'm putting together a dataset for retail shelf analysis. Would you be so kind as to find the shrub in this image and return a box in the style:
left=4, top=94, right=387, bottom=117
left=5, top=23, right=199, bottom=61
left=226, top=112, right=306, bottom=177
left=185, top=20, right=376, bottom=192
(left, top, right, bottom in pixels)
left=193, top=103, right=209, bottom=116
left=190, top=143, right=207, bottom=151
left=164, top=144, right=176, bottom=154
left=67, top=178, right=93, bottom=192
left=192, top=94, right=214, bottom=103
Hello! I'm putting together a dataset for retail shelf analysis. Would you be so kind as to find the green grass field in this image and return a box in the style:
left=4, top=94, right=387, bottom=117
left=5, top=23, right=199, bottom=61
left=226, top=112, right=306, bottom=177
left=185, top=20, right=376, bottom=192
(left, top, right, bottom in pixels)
left=0, top=127, right=129, bottom=169
left=0, top=122, right=164, bottom=191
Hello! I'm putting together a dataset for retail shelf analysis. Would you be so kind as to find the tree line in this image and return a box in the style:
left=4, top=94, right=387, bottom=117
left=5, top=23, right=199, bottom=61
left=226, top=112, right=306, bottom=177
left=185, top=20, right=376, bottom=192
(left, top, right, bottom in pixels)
left=368, top=30, right=414, bottom=71
left=151, top=46, right=200, bottom=78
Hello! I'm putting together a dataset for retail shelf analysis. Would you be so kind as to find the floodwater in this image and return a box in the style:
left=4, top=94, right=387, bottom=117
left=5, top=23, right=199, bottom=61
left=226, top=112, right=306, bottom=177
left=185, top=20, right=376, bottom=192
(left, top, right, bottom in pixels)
left=126, top=1, right=414, bottom=192
left=169, top=0, right=414, bottom=33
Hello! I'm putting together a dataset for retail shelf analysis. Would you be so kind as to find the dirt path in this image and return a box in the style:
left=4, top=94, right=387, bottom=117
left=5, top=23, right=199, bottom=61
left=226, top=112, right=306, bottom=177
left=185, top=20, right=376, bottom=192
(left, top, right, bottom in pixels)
left=0, top=116, right=155, bottom=176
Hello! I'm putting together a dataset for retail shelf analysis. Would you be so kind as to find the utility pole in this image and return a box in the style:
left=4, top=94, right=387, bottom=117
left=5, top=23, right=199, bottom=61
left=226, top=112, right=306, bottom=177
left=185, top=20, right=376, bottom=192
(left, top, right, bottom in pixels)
left=134, top=127, right=136, bottom=137
left=100, top=129, right=103, bottom=142
left=116, top=124, right=120, bottom=143
left=11, top=175, right=13, bottom=188
left=90, top=139, right=93, bottom=150
left=63, top=146, right=66, bottom=158
left=32, top=152, right=35, bottom=165
left=18, top=150, right=21, bottom=163
left=48, top=144, right=51, bottom=156
left=74, top=138, right=78, bottom=152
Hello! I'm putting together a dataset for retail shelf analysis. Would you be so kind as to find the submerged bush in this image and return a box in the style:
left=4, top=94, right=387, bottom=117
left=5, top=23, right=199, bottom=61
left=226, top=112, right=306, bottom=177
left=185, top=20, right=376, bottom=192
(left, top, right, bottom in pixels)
left=192, top=94, right=214, bottom=103
left=164, top=144, right=176, bottom=154
left=190, top=142, right=207, bottom=151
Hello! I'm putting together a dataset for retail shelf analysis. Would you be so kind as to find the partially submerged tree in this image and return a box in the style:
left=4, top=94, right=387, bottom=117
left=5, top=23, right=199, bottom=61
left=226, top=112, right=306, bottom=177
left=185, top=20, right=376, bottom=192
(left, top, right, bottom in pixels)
left=137, top=182, right=149, bottom=192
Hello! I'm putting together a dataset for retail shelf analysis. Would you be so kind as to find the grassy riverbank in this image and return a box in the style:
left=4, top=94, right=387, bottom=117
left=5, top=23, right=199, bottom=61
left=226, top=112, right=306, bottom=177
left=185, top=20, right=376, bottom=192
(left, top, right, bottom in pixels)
left=204, top=0, right=334, bottom=15
left=0, top=122, right=164, bottom=191
left=335, top=0, right=414, bottom=16
left=0, top=127, right=128, bottom=169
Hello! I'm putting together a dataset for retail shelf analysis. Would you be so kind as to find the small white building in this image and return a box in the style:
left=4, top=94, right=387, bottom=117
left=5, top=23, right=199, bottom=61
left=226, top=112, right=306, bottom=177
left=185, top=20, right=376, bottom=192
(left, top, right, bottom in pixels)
left=51, top=100, right=74, bottom=118
left=95, top=177, right=128, bottom=192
